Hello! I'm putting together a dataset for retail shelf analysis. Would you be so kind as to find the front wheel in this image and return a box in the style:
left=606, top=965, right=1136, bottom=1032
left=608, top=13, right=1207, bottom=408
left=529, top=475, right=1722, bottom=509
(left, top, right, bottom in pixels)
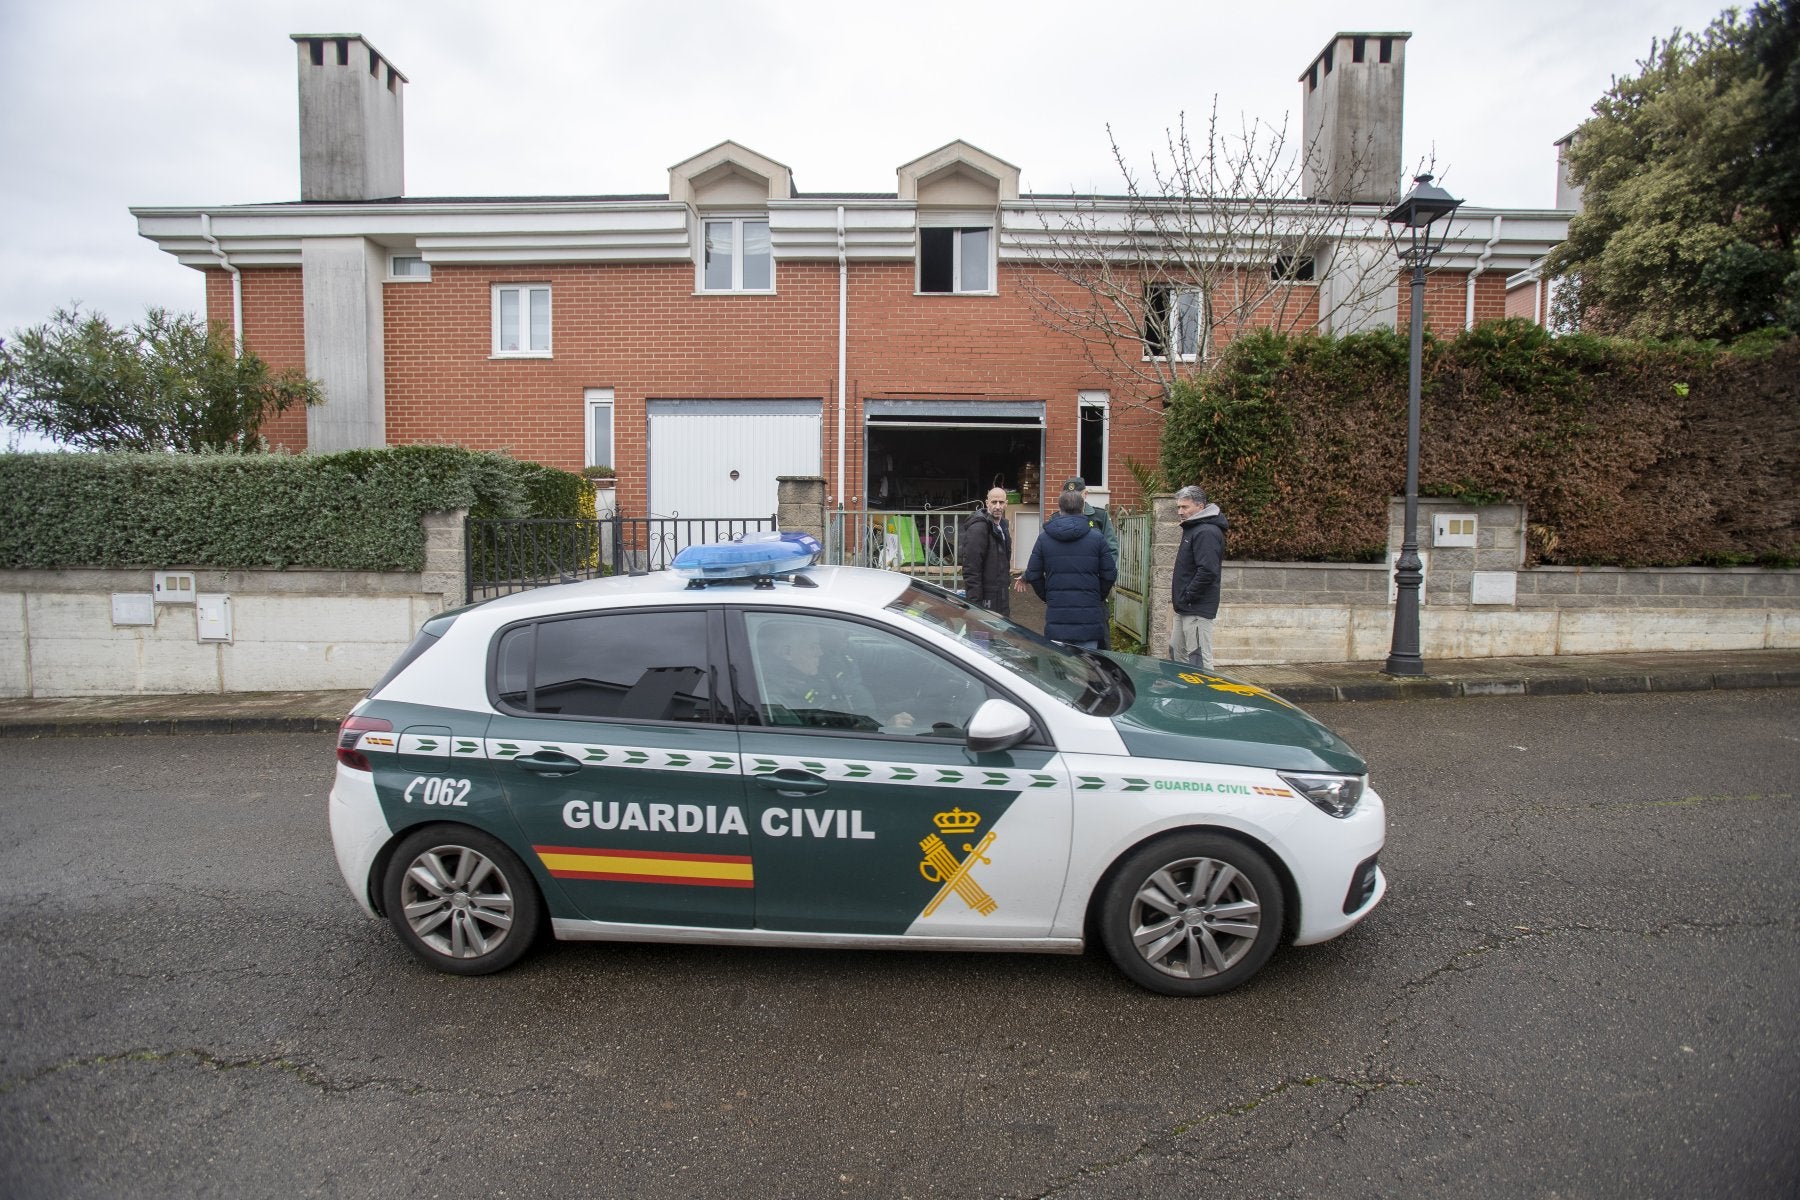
left=380, top=826, right=543, bottom=976
left=1098, top=832, right=1284, bottom=997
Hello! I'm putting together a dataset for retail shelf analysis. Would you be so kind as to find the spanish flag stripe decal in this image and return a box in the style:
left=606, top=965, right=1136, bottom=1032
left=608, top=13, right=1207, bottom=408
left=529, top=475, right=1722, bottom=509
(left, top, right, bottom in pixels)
left=548, top=869, right=754, bottom=889
left=534, top=845, right=751, bottom=865
left=533, top=846, right=754, bottom=886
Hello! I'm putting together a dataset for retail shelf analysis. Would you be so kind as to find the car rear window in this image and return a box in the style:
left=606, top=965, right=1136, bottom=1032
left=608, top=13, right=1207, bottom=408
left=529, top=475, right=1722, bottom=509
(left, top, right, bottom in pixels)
left=493, top=609, right=715, bottom=722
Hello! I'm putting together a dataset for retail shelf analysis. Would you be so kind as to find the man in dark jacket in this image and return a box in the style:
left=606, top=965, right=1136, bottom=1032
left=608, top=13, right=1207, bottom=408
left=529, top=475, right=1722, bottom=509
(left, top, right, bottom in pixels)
left=960, top=487, right=1013, bottom=616
left=1170, top=484, right=1228, bottom=669
left=1022, top=489, right=1117, bottom=648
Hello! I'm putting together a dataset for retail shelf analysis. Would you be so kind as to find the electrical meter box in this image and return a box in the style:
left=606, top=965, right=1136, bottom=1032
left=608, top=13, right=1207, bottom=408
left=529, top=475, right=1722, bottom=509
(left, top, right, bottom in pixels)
left=195, top=594, right=233, bottom=642
left=154, top=571, right=197, bottom=604
left=1432, top=514, right=1478, bottom=548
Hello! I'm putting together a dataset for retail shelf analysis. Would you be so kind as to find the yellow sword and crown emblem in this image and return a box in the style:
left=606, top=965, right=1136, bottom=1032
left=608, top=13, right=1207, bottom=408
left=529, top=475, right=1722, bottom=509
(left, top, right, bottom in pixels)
left=919, top=808, right=997, bottom=917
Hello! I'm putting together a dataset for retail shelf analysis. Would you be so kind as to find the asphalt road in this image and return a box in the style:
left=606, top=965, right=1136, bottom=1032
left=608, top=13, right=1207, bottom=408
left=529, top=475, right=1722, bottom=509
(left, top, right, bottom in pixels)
left=1, top=690, right=1795, bottom=1199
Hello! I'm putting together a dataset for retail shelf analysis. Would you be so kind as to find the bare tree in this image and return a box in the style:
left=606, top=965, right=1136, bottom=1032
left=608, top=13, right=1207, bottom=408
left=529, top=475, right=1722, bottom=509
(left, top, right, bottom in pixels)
left=1011, top=101, right=1404, bottom=406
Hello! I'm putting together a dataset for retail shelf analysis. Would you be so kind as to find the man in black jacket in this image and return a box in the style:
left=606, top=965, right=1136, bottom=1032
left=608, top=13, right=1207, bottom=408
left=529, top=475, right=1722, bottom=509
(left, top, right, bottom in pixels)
left=960, top=487, right=1013, bottom=616
left=1170, top=484, right=1228, bottom=669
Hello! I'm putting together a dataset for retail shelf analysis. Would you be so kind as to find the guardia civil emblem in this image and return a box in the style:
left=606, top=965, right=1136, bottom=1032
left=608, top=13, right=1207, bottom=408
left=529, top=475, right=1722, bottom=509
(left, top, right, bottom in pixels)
left=919, top=807, right=997, bottom=917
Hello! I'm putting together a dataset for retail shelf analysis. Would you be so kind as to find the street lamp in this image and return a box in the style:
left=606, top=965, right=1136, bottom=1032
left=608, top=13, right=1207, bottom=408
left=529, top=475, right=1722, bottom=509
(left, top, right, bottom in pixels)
left=1382, top=173, right=1462, bottom=677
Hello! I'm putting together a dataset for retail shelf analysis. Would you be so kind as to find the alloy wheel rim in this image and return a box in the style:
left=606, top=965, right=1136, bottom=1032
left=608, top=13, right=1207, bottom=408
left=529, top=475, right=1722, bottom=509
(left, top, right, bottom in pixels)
left=1128, top=856, right=1262, bottom=979
left=400, top=846, right=516, bottom=958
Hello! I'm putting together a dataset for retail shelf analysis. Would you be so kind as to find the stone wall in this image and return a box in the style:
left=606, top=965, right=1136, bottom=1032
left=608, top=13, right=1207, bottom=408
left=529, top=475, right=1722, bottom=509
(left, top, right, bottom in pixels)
left=1, top=511, right=465, bottom=698
left=1204, top=499, right=1798, bottom=665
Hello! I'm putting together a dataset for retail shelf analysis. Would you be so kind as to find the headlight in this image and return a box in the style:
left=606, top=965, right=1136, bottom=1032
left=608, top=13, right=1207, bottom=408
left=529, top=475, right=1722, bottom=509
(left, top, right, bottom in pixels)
left=1278, top=771, right=1365, bottom=818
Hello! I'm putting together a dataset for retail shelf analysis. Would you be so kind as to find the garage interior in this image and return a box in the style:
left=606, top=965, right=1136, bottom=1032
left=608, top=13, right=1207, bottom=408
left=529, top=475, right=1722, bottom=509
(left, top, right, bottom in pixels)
left=863, top=407, right=1046, bottom=513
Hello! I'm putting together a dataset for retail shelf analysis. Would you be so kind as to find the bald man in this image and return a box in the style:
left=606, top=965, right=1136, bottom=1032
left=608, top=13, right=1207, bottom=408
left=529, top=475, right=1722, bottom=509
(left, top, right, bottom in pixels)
left=960, top=487, right=1013, bottom=616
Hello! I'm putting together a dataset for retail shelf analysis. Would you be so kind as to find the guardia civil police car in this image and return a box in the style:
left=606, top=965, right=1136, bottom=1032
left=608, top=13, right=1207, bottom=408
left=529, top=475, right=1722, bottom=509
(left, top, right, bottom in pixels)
left=329, top=538, right=1385, bottom=997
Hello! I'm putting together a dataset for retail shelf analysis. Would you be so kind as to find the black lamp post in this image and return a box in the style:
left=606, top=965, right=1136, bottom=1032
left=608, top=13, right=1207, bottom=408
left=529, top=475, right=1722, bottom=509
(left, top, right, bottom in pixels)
left=1382, top=173, right=1462, bottom=677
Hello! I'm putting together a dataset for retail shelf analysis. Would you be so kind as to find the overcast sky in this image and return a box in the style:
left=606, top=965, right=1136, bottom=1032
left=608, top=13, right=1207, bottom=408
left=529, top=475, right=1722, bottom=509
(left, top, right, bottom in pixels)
left=0, top=0, right=1734, bottom=343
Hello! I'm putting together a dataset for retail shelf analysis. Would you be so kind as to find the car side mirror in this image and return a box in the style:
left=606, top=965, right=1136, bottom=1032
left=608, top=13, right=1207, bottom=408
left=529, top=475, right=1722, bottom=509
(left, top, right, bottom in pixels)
left=966, top=698, right=1032, bottom=753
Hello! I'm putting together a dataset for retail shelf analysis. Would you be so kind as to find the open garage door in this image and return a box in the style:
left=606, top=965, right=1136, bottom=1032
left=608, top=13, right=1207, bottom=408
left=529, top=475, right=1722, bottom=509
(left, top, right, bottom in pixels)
left=863, top=400, right=1045, bottom=512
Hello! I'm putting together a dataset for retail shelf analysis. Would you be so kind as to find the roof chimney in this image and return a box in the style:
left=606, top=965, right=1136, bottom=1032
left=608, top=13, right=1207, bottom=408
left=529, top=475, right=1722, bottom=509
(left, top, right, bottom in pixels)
left=1299, top=32, right=1408, bottom=204
left=292, top=34, right=406, bottom=202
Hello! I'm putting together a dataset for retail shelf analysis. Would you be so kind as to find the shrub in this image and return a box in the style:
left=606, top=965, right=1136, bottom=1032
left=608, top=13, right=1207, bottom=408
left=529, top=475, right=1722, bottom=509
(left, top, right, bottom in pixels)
left=0, top=445, right=588, bottom=571
left=1161, top=321, right=1797, bottom=567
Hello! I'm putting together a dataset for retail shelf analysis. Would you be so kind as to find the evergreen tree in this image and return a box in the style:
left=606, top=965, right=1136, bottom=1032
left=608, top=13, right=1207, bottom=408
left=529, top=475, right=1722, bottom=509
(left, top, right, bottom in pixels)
left=1548, top=2, right=1799, bottom=339
left=0, top=306, right=320, bottom=452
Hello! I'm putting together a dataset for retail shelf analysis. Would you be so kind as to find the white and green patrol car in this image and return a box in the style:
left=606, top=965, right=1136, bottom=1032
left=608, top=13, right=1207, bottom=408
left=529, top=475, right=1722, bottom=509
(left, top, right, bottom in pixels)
left=330, top=560, right=1386, bottom=997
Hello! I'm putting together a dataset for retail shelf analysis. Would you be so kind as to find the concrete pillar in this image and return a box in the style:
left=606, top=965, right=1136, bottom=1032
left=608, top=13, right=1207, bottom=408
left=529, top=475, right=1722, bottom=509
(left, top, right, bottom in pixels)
left=301, top=237, right=386, bottom=451
left=419, top=509, right=467, bottom=610
left=1148, top=493, right=1182, bottom=658
left=777, top=476, right=828, bottom=544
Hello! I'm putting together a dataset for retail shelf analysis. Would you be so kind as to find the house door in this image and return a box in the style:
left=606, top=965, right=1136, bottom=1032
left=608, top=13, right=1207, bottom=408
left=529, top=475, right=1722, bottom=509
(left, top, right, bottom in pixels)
left=647, top=399, right=822, bottom=520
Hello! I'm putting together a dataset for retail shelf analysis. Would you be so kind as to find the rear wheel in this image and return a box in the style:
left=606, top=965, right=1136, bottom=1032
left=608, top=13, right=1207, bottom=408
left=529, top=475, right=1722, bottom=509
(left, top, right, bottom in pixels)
left=381, top=826, right=542, bottom=976
left=1098, top=832, right=1284, bottom=997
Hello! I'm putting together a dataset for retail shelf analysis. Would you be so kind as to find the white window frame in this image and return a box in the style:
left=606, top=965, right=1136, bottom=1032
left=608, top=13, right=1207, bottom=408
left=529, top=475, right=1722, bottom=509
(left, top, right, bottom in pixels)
left=916, top=225, right=996, bottom=295
left=1077, top=391, right=1110, bottom=490
left=1143, top=285, right=1202, bottom=361
left=585, top=388, right=615, bottom=469
left=491, top=284, right=552, bottom=357
left=387, top=254, right=431, bottom=282
left=698, top=216, right=774, bottom=293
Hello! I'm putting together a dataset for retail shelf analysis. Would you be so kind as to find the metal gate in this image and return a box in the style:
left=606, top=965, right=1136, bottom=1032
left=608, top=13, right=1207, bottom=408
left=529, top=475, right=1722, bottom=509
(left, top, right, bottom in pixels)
left=465, top=512, right=775, bottom=602
left=825, top=507, right=976, bottom=590
left=1110, top=512, right=1154, bottom=645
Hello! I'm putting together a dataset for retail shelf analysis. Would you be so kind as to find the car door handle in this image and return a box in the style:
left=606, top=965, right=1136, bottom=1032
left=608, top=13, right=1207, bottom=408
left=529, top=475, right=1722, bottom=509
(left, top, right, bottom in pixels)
left=754, top=770, right=829, bottom=797
left=515, top=752, right=583, bottom=778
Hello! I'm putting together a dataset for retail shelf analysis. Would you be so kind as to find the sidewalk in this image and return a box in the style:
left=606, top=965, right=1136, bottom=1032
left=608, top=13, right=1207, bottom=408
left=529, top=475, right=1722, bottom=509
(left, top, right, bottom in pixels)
left=0, top=648, right=1794, bottom=738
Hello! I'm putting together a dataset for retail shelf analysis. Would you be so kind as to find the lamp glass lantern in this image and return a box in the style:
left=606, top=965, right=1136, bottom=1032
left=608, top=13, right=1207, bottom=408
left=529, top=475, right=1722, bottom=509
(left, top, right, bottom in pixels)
left=1381, top=173, right=1462, bottom=676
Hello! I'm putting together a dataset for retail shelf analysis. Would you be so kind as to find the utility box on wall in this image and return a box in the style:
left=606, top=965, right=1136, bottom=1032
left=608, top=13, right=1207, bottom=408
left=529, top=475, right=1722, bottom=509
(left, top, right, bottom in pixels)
left=196, top=594, right=233, bottom=642
left=1433, top=514, right=1477, bottom=547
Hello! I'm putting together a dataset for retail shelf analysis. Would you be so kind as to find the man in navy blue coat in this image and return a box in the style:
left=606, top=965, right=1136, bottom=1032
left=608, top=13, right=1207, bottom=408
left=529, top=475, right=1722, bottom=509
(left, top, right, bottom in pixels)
left=1020, top=489, right=1118, bottom=649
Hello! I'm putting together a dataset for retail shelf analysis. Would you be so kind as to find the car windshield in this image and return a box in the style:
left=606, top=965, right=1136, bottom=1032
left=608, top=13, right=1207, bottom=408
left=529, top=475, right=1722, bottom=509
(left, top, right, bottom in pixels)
left=885, top=582, right=1127, bottom=714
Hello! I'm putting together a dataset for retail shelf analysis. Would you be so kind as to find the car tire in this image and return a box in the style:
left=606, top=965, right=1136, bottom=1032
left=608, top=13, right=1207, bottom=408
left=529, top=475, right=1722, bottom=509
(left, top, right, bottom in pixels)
left=1097, top=832, right=1284, bottom=997
left=381, top=826, right=543, bottom=976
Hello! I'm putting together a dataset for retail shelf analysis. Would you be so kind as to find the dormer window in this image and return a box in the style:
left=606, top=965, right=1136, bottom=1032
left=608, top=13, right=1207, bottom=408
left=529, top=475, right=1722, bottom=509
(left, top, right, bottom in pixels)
left=918, top=226, right=992, bottom=294
left=701, top=217, right=772, bottom=292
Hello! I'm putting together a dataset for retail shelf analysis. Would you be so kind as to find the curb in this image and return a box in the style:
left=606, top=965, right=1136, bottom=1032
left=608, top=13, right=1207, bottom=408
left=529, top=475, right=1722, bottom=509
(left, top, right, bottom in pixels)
left=1, top=668, right=1794, bottom=737
left=0, top=714, right=345, bottom=739
left=1267, top=669, right=1800, bottom=705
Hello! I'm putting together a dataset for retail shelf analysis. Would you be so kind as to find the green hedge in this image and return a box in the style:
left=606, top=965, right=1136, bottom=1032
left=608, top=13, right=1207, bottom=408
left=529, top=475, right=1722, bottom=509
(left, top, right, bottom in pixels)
left=0, top=445, right=588, bottom=571
left=1162, top=321, right=1798, bottom=567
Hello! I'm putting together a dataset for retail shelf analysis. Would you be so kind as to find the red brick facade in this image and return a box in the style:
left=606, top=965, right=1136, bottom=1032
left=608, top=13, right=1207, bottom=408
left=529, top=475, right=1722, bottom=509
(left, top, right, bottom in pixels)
left=208, top=259, right=1484, bottom=514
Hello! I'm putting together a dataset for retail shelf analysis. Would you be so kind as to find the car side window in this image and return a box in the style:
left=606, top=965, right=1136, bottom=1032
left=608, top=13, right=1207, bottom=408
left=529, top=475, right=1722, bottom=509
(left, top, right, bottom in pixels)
left=495, top=610, right=714, bottom=722
left=744, top=612, right=992, bottom=738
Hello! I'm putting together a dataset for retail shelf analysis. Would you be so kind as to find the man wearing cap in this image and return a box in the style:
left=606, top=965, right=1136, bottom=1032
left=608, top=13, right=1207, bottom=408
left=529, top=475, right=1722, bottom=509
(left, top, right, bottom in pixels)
left=1062, top=477, right=1118, bottom=558
left=1170, top=483, right=1229, bottom=671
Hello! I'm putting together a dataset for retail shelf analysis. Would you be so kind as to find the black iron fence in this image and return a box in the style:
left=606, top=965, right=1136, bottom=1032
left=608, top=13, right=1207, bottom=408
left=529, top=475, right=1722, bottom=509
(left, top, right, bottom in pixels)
left=465, top=513, right=778, bottom=602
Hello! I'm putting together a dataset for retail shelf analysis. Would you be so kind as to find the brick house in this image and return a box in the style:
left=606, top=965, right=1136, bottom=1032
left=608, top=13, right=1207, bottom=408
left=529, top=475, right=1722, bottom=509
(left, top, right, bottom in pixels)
left=133, top=31, right=1569, bottom=529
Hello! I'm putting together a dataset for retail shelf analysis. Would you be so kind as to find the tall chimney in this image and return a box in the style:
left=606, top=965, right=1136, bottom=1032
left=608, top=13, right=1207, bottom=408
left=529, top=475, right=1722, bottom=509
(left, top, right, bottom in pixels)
left=292, top=34, right=406, bottom=202
left=1300, top=32, right=1408, bottom=204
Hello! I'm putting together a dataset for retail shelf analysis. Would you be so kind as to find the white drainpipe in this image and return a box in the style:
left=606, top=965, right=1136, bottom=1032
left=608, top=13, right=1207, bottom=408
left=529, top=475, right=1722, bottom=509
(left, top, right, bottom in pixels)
left=836, top=205, right=847, bottom=508
left=199, top=211, right=242, bottom=352
left=1466, top=214, right=1502, bottom=329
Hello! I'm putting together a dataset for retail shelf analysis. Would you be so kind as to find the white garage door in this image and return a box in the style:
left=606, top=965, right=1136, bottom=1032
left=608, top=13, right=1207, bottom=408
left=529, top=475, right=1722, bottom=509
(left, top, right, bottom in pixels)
left=647, top=399, right=822, bottom=520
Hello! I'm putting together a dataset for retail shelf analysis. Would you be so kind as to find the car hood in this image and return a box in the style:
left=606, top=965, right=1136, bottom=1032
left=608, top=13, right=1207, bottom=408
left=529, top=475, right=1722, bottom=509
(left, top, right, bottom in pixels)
left=1104, top=652, right=1368, bottom=776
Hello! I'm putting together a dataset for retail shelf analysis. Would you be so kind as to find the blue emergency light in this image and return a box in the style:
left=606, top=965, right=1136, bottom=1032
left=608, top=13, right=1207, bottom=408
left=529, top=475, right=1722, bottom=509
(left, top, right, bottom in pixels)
left=671, top=531, right=821, bottom=580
